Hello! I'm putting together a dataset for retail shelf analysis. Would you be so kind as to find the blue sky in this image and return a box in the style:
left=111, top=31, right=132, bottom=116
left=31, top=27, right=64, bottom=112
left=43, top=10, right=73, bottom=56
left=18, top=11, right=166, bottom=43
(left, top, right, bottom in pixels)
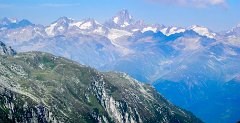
left=0, top=0, right=239, bottom=31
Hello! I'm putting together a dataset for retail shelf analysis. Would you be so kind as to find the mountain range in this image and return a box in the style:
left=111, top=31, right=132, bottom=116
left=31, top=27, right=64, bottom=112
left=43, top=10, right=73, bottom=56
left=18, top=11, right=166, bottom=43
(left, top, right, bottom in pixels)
left=0, top=41, right=202, bottom=123
left=0, top=9, right=240, bottom=122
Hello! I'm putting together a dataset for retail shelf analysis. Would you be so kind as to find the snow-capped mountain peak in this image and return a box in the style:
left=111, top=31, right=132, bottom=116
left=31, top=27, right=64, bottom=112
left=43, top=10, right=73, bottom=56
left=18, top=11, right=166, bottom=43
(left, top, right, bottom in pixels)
left=225, top=25, right=240, bottom=37
left=80, top=20, right=95, bottom=29
left=54, top=16, right=74, bottom=25
left=188, top=25, right=216, bottom=38
left=45, top=17, right=74, bottom=36
left=0, top=18, right=33, bottom=30
left=79, top=18, right=101, bottom=30
left=113, top=16, right=119, bottom=24
left=7, top=17, right=18, bottom=23
left=158, top=25, right=216, bottom=38
left=106, top=9, right=134, bottom=29
left=161, top=26, right=186, bottom=36
left=142, top=26, right=158, bottom=33
left=77, top=18, right=108, bottom=35
left=113, top=9, right=133, bottom=24
left=0, top=17, right=18, bottom=25
left=44, top=17, right=107, bottom=36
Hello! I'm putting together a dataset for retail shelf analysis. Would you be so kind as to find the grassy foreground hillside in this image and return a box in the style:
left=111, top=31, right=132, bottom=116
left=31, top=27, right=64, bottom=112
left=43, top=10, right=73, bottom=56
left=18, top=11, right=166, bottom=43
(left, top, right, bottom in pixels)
left=0, top=51, right=202, bottom=123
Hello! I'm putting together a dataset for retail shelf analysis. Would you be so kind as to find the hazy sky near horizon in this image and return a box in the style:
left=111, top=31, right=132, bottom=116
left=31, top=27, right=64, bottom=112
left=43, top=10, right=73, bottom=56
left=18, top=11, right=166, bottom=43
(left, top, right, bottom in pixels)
left=0, top=0, right=239, bottom=31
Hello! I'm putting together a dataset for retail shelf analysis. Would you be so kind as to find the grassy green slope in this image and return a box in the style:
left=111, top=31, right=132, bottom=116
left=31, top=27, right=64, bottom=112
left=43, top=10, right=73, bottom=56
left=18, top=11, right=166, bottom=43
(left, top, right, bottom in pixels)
left=0, top=51, right=202, bottom=123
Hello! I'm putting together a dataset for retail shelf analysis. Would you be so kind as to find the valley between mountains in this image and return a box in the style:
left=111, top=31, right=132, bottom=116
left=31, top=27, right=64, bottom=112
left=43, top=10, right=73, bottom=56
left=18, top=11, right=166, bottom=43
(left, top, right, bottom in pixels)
left=1, top=10, right=240, bottom=123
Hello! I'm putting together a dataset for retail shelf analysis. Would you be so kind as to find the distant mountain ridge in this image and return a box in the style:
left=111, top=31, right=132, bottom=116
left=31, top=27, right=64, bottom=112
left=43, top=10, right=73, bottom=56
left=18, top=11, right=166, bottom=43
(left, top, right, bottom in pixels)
left=0, top=10, right=222, bottom=69
left=0, top=10, right=219, bottom=39
left=0, top=17, right=33, bottom=29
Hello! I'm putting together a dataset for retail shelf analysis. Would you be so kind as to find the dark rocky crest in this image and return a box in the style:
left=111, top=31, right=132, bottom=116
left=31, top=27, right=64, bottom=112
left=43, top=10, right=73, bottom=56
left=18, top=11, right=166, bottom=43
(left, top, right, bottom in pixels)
left=0, top=41, right=17, bottom=56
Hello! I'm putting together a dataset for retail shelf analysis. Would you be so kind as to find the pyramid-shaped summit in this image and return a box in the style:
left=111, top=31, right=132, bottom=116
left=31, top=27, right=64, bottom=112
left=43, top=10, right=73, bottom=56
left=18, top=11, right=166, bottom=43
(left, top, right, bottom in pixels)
left=113, top=9, right=133, bottom=24
left=105, top=9, right=135, bottom=28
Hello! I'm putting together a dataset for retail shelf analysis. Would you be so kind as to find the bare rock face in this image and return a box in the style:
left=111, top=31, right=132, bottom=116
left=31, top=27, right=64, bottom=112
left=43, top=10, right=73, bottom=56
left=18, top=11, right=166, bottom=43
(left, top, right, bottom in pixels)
left=0, top=41, right=16, bottom=56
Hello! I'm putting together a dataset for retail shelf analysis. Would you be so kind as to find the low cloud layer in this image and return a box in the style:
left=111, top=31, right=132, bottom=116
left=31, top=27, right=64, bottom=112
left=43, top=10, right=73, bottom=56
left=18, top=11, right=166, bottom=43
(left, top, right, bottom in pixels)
left=148, top=0, right=226, bottom=7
